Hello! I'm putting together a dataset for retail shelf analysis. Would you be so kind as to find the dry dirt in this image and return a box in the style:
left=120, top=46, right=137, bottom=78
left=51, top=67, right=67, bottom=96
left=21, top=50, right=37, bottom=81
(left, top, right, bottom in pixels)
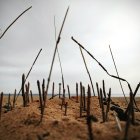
left=0, top=95, right=140, bottom=140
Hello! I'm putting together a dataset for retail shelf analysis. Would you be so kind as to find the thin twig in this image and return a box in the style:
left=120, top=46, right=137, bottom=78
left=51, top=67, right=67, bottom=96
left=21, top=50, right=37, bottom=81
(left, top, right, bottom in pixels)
left=0, top=6, right=32, bottom=39
left=109, top=45, right=128, bottom=105
left=79, top=45, right=95, bottom=96
left=15, top=48, right=42, bottom=102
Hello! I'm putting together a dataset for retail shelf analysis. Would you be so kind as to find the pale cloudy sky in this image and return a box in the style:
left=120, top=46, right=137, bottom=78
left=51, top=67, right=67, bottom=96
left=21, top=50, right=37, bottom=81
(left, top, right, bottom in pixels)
left=0, top=0, right=140, bottom=96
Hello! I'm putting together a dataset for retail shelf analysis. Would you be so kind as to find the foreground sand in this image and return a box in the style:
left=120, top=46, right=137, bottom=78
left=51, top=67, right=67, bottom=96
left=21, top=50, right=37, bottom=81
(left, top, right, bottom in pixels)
left=0, top=95, right=140, bottom=140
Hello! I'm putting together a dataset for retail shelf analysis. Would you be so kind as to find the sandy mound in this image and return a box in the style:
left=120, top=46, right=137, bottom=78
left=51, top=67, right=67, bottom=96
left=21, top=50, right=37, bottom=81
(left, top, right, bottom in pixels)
left=0, top=96, right=140, bottom=140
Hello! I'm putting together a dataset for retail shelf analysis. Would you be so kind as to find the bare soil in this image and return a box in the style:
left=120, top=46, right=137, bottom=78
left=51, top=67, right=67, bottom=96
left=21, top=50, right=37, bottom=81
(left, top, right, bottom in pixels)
left=0, top=95, right=140, bottom=140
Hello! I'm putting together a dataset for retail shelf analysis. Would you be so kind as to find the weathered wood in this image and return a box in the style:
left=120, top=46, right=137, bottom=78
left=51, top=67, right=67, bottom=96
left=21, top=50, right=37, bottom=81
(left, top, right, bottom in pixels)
left=13, top=89, right=16, bottom=108
left=22, top=74, right=26, bottom=107
left=25, top=82, right=30, bottom=105
left=30, top=90, right=33, bottom=102
left=42, top=79, right=45, bottom=101
left=61, top=97, right=65, bottom=110
left=79, top=44, right=95, bottom=96
left=0, top=92, right=3, bottom=120
left=7, top=93, right=11, bottom=111
left=80, top=82, right=83, bottom=117
left=83, top=86, right=86, bottom=111
left=59, top=83, right=61, bottom=98
left=124, top=95, right=131, bottom=140
left=100, top=88, right=105, bottom=122
left=42, top=7, right=69, bottom=121
left=52, top=82, right=55, bottom=99
left=76, top=83, right=79, bottom=102
left=106, top=88, right=111, bottom=121
left=87, top=85, right=93, bottom=140
left=96, top=82, right=101, bottom=108
left=37, top=80, right=43, bottom=115
left=67, top=85, right=71, bottom=99
left=102, top=80, right=106, bottom=99
left=87, top=85, right=91, bottom=117
left=54, top=16, right=65, bottom=102
left=16, top=48, right=42, bottom=102
left=0, top=6, right=32, bottom=39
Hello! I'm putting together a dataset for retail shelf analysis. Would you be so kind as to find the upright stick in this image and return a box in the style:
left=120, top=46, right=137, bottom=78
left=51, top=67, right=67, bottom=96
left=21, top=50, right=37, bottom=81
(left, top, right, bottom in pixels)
left=100, top=88, right=105, bottom=122
left=106, top=88, right=111, bottom=121
left=30, top=90, right=33, bottom=103
left=13, top=89, right=16, bottom=108
left=22, top=74, right=26, bottom=107
left=67, top=85, right=71, bottom=99
left=87, top=85, right=93, bottom=140
left=109, top=45, right=128, bottom=104
left=59, top=83, right=61, bottom=98
left=42, top=79, right=45, bottom=101
left=76, top=83, right=79, bottom=102
left=0, top=92, right=3, bottom=120
left=80, top=82, right=83, bottom=117
left=102, top=80, right=106, bottom=99
left=37, top=80, right=43, bottom=116
left=42, top=7, right=69, bottom=120
left=79, top=45, right=95, bottom=96
left=96, top=82, right=101, bottom=108
left=52, top=82, right=55, bottom=99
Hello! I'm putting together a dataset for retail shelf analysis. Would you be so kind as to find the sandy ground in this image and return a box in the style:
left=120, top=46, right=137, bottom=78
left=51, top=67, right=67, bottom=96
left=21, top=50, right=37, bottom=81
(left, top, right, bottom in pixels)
left=0, top=95, right=140, bottom=140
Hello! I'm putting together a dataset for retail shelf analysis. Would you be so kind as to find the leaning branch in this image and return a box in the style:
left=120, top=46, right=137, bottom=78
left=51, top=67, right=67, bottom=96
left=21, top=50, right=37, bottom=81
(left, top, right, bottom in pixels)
left=15, top=48, right=42, bottom=102
left=71, top=37, right=131, bottom=90
left=79, top=45, right=95, bottom=96
left=0, top=6, right=32, bottom=39
left=41, top=7, right=69, bottom=121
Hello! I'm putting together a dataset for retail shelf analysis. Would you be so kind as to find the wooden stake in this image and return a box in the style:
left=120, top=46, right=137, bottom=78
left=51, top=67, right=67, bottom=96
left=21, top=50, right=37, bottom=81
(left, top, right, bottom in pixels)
left=25, top=82, right=30, bottom=105
left=13, top=89, right=16, bottom=108
left=67, top=85, right=71, bottom=99
left=7, top=93, right=11, bottom=111
left=0, top=92, right=3, bottom=120
left=96, top=82, right=101, bottom=108
left=87, top=85, right=93, bottom=140
left=59, top=83, right=61, bottom=98
left=76, top=82, right=78, bottom=102
left=87, top=85, right=91, bottom=117
left=106, top=88, right=111, bottom=121
left=22, top=74, right=26, bottom=107
left=102, top=80, right=106, bottom=99
left=83, top=86, right=86, bottom=111
left=80, top=82, right=83, bottom=117
left=42, top=79, right=45, bottom=101
left=37, top=80, right=43, bottom=115
left=100, top=88, right=105, bottom=122
left=52, top=82, right=55, bottom=99
left=30, top=90, right=33, bottom=102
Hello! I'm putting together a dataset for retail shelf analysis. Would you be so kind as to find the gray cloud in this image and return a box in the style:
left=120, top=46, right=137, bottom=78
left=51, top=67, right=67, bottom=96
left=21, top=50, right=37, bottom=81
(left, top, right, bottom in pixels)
left=0, top=0, right=140, bottom=96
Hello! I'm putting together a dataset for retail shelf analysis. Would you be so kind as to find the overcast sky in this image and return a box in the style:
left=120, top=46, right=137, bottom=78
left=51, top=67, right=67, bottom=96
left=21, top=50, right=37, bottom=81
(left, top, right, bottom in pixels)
left=0, top=0, right=140, bottom=96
